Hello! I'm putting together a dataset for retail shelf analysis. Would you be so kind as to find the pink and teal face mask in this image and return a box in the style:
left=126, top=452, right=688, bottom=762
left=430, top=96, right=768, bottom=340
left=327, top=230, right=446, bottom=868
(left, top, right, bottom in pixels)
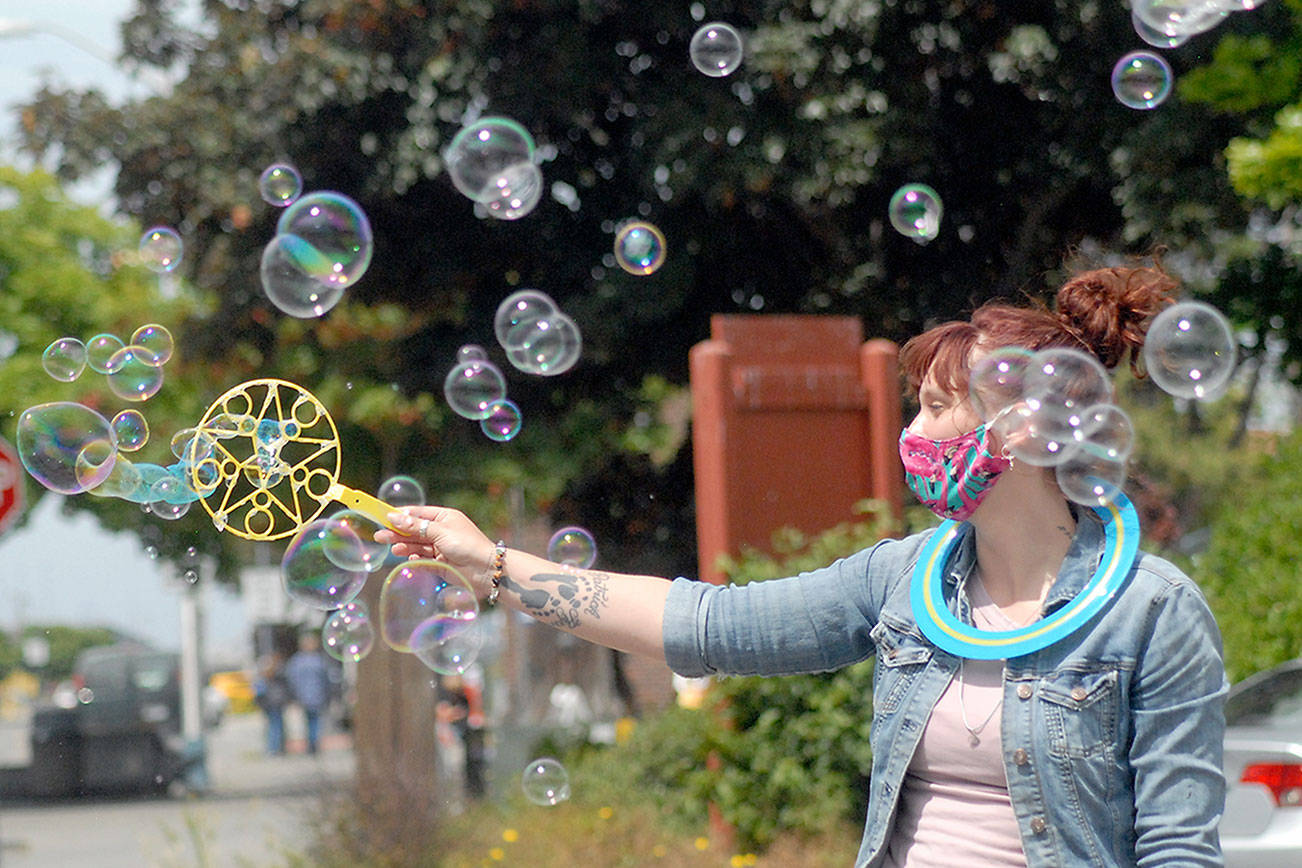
left=899, top=424, right=1012, bottom=521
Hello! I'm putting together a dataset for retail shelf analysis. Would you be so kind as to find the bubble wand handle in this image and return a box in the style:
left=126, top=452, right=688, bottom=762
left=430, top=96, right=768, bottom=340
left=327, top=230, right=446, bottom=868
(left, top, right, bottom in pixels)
left=327, top=482, right=397, bottom=530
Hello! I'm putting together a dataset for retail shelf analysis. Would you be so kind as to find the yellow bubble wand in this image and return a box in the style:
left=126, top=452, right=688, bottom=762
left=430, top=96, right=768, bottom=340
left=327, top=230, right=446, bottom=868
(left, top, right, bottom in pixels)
left=187, top=378, right=395, bottom=540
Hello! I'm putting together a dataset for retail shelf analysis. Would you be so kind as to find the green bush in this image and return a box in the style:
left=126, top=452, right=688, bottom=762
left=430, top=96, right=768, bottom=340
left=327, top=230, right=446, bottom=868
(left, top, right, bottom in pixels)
left=1193, top=429, right=1302, bottom=682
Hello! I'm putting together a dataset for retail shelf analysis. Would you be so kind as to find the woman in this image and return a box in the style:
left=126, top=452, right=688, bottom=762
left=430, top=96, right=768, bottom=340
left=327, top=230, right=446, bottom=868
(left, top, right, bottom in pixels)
left=376, top=264, right=1227, bottom=866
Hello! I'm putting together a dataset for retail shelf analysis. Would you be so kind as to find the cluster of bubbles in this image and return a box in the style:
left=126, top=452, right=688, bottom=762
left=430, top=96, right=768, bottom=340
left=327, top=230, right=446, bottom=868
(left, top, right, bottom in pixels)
left=613, top=221, right=668, bottom=275
left=378, top=559, right=482, bottom=676
left=889, top=184, right=944, bottom=243
left=260, top=188, right=374, bottom=318
left=43, top=323, right=175, bottom=402
left=546, top=526, right=598, bottom=569
left=139, top=227, right=183, bottom=273
left=259, top=162, right=304, bottom=207
left=970, top=346, right=1136, bottom=507
left=443, top=344, right=521, bottom=442
left=444, top=117, right=543, bottom=221
left=494, top=289, right=583, bottom=377
left=522, top=757, right=571, bottom=806
left=968, top=298, right=1236, bottom=506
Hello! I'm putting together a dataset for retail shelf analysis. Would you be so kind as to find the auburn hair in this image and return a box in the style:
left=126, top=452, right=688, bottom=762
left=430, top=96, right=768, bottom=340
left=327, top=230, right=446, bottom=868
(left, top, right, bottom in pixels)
left=900, top=265, right=1178, bottom=394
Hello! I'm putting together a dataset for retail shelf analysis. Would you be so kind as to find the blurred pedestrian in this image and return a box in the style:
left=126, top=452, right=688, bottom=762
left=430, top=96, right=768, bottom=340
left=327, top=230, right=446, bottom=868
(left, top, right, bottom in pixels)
left=253, top=650, right=290, bottom=755
left=285, top=632, right=331, bottom=754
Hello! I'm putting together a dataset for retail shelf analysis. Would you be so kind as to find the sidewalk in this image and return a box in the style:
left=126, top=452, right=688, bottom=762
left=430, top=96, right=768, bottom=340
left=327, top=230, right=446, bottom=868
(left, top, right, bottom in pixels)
left=205, top=709, right=354, bottom=798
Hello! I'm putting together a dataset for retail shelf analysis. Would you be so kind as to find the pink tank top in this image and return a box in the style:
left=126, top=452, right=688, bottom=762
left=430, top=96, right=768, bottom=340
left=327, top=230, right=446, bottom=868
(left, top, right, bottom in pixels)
left=883, top=579, right=1028, bottom=867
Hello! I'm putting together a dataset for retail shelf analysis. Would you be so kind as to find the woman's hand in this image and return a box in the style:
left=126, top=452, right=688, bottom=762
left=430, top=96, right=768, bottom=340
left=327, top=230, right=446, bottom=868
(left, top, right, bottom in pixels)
left=374, top=506, right=497, bottom=592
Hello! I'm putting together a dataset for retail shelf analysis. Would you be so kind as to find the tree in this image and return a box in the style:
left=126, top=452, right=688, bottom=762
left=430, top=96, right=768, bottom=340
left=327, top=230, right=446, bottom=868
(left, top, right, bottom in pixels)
left=0, top=165, right=237, bottom=576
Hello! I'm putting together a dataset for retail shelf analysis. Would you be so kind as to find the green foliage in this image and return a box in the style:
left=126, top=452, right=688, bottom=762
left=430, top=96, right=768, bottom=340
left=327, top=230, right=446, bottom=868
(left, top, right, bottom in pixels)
left=1193, top=429, right=1302, bottom=683
left=0, top=632, right=21, bottom=681
left=577, top=509, right=891, bottom=851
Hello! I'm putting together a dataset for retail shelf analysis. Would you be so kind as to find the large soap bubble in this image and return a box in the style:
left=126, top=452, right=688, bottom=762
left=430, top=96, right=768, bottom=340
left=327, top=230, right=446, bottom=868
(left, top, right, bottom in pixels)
left=378, top=560, right=479, bottom=655
left=322, top=601, right=375, bottom=663
left=1111, top=52, right=1174, bottom=110
left=547, top=526, right=597, bottom=569
left=445, top=117, right=537, bottom=203
left=281, top=517, right=369, bottom=610
left=1056, top=442, right=1128, bottom=508
left=105, top=346, right=165, bottom=402
left=1143, top=300, right=1237, bottom=400
left=259, top=234, right=348, bottom=318
left=614, top=221, right=667, bottom=275
left=503, top=312, right=582, bottom=376
left=888, top=184, right=943, bottom=243
left=42, top=338, right=87, bottom=382
left=480, top=399, right=523, bottom=442
left=968, top=346, right=1033, bottom=423
left=495, top=289, right=559, bottom=347
left=480, top=161, right=544, bottom=220
left=259, top=162, right=303, bottom=207
left=689, top=22, right=744, bottom=77
left=275, top=191, right=374, bottom=289
left=443, top=359, right=508, bottom=420
left=1133, top=0, right=1228, bottom=37
left=522, top=758, right=572, bottom=806
left=139, top=226, right=183, bottom=273
left=17, top=402, right=118, bottom=494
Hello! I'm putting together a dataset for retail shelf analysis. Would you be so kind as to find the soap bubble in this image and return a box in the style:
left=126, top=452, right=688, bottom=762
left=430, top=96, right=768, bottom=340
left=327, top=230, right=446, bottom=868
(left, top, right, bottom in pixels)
left=689, top=22, right=744, bottom=77
left=444, top=117, right=537, bottom=203
left=130, top=323, right=174, bottom=366
left=86, top=454, right=144, bottom=501
left=495, top=289, right=559, bottom=347
left=281, top=517, right=369, bottom=610
left=995, top=348, right=1112, bottom=466
left=458, top=344, right=489, bottom=364
left=547, top=526, right=597, bottom=569
left=170, top=428, right=216, bottom=463
left=378, top=475, right=426, bottom=508
left=480, top=399, right=523, bottom=442
left=1133, top=0, right=1228, bottom=36
left=321, top=510, right=390, bottom=573
left=889, top=184, right=943, bottom=242
left=481, top=161, right=544, bottom=220
left=259, top=163, right=303, bottom=207
left=614, top=221, right=667, bottom=275
left=1143, top=301, right=1237, bottom=400
left=1056, top=443, right=1128, bottom=507
left=1073, top=404, right=1135, bottom=461
left=147, top=476, right=192, bottom=520
left=378, top=559, right=479, bottom=653
left=275, top=191, right=374, bottom=289
left=503, top=313, right=582, bottom=376
left=1132, top=8, right=1192, bottom=47
left=1111, top=52, right=1174, bottom=110
left=968, top=346, right=1034, bottom=423
left=17, top=402, right=117, bottom=494
left=259, top=234, right=347, bottom=318
left=443, top=359, right=508, bottom=420
left=522, top=758, right=571, bottom=806
left=413, top=619, right=483, bottom=675
left=139, top=226, right=183, bottom=273
left=990, top=399, right=1079, bottom=467
left=105, top=345, right=165, bottom=402
left=86, top=334, right=126, bottom=374
left=111, top=410, right=149, bottom=452
left=322, top=601, right=375, bottom=663
left=42, top=338, right=87, bottom=382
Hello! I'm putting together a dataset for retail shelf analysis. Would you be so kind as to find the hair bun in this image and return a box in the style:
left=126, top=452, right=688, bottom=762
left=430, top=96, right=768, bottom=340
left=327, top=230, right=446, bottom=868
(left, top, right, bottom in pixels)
left=1055, top=265, right=1177, bottom=373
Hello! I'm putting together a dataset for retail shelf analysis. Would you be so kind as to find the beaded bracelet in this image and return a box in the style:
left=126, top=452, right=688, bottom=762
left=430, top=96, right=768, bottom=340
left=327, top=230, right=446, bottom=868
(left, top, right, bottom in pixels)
left=487, top=540, right=506, bottom=607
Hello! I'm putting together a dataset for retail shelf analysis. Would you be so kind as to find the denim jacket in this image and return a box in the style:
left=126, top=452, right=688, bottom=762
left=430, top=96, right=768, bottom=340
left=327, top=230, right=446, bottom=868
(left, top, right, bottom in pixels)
left=662, top=509, right=1227, bottom=867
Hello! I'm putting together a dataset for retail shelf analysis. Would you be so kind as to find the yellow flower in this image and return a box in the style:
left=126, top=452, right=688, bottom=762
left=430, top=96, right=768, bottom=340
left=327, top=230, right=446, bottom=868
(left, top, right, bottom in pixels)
left=730, top=855, right=746, bottom=867
left=652, top=844, right=668, bottom=858
left=694, top=837, right=710, bottom=851
left=743, top=855, right=758, bottom=866
left=598, top=806, right=614, bottom=820
left=489, top=847, right=505, bottom=861
left=502, top=828, right=519, bottom=843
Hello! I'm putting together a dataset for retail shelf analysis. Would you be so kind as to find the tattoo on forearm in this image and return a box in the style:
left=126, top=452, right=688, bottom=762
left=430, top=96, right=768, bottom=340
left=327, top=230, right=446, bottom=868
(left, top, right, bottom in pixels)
left=503, top=570, right=612, bottom=630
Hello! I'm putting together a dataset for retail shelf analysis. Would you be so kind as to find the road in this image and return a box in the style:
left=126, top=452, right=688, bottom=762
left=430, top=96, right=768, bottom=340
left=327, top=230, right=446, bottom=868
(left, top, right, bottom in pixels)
left=0, top=710, right=354, bottom=868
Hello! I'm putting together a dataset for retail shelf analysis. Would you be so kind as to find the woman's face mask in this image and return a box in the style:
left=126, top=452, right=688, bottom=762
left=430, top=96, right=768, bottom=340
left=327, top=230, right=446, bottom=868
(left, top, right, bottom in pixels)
left=899, top=423, right=1012, bottom=521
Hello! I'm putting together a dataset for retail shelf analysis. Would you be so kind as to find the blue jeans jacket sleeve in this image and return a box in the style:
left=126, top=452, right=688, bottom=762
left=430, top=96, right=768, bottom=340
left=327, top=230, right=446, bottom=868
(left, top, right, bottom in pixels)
left=661, top=540, right=893, bottom=678
left=1130, top=577, right=1228, bottom=866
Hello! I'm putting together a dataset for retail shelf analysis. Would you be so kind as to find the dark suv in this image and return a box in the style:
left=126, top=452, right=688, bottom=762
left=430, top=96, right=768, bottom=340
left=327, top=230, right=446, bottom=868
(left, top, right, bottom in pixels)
left=27, top=642, right=204, bottom=797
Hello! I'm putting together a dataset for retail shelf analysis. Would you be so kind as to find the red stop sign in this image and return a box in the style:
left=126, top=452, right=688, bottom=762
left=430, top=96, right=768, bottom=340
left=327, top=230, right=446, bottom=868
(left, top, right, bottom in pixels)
left=0, top=434, right=23, bottom=535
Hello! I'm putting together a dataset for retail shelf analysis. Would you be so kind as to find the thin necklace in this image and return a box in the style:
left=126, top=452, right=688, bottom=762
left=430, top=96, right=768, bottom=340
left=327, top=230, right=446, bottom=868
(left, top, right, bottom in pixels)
left=958, top=657, right=1002, bottom=747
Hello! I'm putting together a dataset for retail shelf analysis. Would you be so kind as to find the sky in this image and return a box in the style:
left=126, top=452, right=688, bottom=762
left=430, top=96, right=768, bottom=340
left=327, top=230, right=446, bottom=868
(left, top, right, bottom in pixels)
left=0, top=0, right=252, bottom=661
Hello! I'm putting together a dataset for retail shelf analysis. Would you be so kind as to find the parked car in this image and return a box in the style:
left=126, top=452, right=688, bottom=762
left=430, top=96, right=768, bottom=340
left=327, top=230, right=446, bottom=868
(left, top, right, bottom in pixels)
left=25, top=642, right=204, bottom=797
left=1221, top=658, right=1302, bottom=866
